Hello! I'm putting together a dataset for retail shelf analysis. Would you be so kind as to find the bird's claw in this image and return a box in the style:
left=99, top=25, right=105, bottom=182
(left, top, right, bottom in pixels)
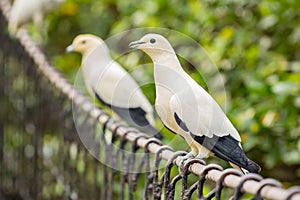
left=177, top=152, right=194, bottom=172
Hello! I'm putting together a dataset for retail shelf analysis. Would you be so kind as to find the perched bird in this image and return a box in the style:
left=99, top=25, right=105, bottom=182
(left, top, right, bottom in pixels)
left=67, top=34, right=163, bottom=139
left=129, top=33, right=260, bottom=173
left=8, top=0, right=64, bottom=35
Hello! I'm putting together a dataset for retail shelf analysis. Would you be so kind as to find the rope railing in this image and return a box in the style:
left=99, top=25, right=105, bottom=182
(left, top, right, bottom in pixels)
left=1, top=0, right=300, bottom=199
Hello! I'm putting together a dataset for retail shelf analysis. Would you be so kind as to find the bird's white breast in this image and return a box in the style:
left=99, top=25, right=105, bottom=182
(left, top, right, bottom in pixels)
left=154, top=64, right=190, bottom=135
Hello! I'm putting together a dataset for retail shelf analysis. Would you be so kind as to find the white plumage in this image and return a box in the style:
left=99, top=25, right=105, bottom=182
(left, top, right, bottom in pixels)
left=67, top=34, right=162, bottom=139
left=8, top=0, right=64, bottom=35
left=129, top=33, right=260, bottom=173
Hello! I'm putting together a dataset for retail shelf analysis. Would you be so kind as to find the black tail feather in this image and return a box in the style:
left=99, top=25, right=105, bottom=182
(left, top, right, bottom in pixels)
left=244, top=159, right=261, bottom=174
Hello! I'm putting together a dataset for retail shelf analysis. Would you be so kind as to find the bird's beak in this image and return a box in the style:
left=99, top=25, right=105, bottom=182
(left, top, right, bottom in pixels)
left=129, top=40, right=145, bottom=49
left=66, top=44, right=75, bottom=53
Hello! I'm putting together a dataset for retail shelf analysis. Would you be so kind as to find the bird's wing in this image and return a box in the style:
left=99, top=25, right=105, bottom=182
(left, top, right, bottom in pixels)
left=168, top=88, right=259, bottom=171
left=190, top=132, right=255, bottom=172
left=85, top=59, right=156, bottom=124
left=94, top=91, right=162, bottom=139
left=94, top=90, right=146, bottom=126
left=82, top=48, right=156, bottom=129
left=84, top=60, right=153, bottom=113
left=169, top=79, right=240, bottom=141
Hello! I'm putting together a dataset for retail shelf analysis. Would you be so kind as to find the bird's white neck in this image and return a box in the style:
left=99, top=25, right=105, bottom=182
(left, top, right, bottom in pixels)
left=153, top=53, right=185, bottom=78
left=153, top=53, right=187, bottom=103
left=81, top=47, right=113, bottom=80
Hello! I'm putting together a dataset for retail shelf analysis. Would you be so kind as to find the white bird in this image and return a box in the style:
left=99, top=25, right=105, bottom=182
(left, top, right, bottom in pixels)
left=8, top=0, right=64, bottom=35
left=129, top=33, right=260, bottom=173
left=67, top=34, right=163, bottom=139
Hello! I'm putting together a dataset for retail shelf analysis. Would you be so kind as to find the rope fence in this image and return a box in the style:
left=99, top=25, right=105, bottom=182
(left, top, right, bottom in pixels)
left=1, top=0, right=300, bottom=199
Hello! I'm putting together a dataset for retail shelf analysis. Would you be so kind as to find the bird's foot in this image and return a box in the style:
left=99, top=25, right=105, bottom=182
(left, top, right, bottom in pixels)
left=195, top=154, right=205, bottom=160
left=103, top=118, right=118, bottom=144
left=104, top=117, right=117, bottom=131
left=177, top=152, right=194, bottom=172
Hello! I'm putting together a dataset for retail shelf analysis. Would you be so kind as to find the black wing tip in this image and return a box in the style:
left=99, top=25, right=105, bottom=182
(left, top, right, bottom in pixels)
left=154, top=132, right=164, bottom=140
left=140, top=125, right=164, bottom=140
left=245, top=159, right=261, bottom=174
left=148, top=127, right=163, bottom=139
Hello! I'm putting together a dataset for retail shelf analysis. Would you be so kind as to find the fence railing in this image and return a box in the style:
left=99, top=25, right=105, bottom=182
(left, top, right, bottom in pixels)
left=1, top=0, right=300, bottom=199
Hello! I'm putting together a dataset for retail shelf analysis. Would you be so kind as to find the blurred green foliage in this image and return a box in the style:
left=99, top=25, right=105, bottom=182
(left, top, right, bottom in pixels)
left=43, top=0, right=300, bottom=183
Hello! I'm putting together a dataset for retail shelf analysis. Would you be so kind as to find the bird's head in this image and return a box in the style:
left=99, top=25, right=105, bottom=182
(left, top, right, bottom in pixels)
left=66, top=34, right=105, bottom=57
left=129, top=33, right=176, bottom=62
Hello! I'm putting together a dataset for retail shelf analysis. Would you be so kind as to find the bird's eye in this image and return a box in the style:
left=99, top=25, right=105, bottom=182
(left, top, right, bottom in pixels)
left=150, top=38, right=156, bottom=44
left=81, top=40, right=86, bottom=44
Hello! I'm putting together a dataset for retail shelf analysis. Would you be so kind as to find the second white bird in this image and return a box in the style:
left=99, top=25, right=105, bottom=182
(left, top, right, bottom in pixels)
left=67, top=34, right=163, bottom=139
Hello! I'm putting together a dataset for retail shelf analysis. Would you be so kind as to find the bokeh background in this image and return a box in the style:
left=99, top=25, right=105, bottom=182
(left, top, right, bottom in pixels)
left=26, top=0, right=300, bottom=184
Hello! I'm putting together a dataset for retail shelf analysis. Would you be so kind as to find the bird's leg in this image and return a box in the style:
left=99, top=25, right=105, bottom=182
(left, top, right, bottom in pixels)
left=195, top=154, right=204, bottom=159
left=103, top=117, right=117, bottom=132
left=195, top=145, right=211, bottom=159
left=195, top=151, right=209, bottom=160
